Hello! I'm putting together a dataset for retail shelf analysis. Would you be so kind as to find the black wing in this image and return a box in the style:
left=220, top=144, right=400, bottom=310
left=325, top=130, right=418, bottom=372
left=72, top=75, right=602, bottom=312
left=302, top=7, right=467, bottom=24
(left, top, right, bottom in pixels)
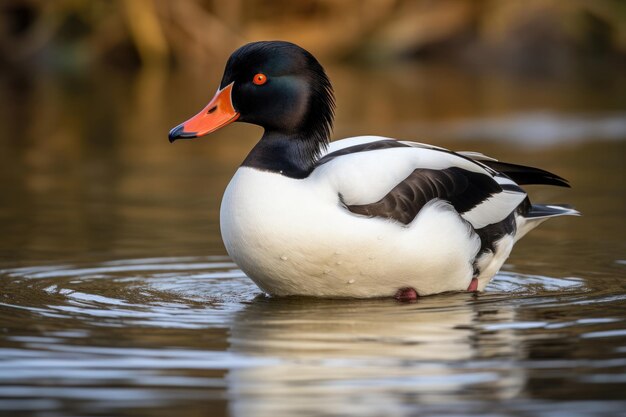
left=343, top=167, right=502, bottom=225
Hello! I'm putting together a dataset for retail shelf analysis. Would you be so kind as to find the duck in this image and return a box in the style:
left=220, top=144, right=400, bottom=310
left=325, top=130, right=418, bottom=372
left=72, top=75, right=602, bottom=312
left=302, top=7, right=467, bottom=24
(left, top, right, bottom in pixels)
left=168, top=41, right=579, bottom=300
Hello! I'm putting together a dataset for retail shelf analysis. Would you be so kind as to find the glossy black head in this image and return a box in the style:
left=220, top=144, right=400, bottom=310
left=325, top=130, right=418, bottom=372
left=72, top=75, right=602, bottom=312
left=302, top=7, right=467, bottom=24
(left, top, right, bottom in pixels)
left=168, top=41, right=336, bottom=177
left=222, top=41, right=335, bottom=143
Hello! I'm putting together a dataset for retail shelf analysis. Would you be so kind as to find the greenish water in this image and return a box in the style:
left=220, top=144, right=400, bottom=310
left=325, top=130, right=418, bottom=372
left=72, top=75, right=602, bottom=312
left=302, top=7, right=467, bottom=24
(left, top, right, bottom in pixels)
left=0, top=64, right=625, bottom=416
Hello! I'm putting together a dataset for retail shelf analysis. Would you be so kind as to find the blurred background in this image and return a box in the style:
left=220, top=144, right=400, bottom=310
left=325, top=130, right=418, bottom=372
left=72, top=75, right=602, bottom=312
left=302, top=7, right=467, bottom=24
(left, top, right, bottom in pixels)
left=0, top=0, right=625, bottom=265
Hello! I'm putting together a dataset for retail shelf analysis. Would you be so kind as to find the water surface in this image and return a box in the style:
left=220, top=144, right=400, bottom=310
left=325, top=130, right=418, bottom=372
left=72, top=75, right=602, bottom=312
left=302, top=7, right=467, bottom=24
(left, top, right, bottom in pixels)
left=0, top=63, right=625, bottom=416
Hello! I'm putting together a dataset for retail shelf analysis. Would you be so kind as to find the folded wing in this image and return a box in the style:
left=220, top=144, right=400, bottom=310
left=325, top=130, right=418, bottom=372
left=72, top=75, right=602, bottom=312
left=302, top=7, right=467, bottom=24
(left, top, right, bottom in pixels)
left=316, top=138, right=528, bottom=229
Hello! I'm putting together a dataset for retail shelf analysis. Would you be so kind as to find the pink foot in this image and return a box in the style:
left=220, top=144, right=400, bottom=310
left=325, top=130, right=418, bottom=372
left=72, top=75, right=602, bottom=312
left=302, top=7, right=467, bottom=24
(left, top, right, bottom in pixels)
left=467, top=278, right=479, bottom=292
left=394, top=287, right=419, bottom=301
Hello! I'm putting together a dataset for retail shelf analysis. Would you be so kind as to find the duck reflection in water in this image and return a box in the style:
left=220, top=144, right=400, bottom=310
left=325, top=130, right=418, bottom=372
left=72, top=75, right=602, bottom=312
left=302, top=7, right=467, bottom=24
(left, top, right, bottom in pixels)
left=224, top=292, right=527, bottom=417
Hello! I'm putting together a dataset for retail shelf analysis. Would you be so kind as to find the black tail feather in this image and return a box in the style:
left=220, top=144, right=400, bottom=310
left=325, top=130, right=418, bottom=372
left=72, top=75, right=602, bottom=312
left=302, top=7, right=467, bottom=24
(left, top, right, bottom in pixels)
left=481, top=161, right=570, bottom=188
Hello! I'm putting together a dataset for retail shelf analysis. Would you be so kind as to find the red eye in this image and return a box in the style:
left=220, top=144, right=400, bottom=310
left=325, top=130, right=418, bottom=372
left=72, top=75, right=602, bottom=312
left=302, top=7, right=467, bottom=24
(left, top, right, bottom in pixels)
left=253, top=73, right=267, bottom=85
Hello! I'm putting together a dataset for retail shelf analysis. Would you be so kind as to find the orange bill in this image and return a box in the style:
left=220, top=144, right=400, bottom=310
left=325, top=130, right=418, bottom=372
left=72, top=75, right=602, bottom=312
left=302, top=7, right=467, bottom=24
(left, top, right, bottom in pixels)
left=169, top=82, right=239, bottom=142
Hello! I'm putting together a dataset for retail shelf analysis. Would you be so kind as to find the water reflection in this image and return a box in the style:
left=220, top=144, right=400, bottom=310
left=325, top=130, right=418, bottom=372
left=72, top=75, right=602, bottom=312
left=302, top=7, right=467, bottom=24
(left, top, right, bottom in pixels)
left=227, top=298, right=517, bottom=417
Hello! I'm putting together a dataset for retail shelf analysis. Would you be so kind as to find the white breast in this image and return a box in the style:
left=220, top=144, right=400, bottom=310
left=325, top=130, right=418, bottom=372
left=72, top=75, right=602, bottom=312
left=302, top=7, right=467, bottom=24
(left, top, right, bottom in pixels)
left=219, top=167, right=481, bottom=297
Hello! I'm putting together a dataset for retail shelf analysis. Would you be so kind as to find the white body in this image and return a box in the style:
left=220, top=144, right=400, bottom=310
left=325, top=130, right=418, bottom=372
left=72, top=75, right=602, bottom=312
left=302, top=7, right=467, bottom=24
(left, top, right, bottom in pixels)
left=219, top=136, right=541, bottom=297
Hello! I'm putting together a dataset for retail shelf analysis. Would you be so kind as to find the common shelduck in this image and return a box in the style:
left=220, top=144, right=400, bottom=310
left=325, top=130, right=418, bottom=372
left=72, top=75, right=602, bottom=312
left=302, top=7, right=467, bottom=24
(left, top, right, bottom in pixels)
left=169, top=41, right=579, bottom=300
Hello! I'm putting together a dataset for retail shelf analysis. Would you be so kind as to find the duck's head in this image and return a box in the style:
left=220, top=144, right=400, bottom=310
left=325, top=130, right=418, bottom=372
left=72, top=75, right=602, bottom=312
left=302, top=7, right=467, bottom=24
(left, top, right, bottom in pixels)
left=168, top=41, right=335, bottom=148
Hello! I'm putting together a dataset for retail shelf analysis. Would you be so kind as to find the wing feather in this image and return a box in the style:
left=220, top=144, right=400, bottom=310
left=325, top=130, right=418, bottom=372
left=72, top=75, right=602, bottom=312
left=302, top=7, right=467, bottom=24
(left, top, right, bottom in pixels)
left=313, top=138, right=528, bottom=228
left=344, top=167, right=508, bottom=226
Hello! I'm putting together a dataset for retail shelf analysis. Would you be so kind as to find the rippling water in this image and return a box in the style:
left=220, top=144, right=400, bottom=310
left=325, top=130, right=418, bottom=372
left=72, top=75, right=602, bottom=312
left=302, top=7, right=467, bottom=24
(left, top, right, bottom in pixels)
left=2, top=257, right=625, bottom=417
left=1, top=63, right=625, bottom=416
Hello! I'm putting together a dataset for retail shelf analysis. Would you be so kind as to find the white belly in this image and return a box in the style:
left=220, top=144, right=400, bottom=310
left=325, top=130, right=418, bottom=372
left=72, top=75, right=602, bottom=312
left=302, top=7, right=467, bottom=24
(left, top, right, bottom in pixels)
left=220, top=167, right=481, bottom=297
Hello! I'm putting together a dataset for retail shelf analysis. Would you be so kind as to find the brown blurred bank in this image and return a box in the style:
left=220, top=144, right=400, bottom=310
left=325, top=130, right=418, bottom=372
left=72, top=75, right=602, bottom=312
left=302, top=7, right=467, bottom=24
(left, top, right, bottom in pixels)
left=1, top=0, right=625, bottom=74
